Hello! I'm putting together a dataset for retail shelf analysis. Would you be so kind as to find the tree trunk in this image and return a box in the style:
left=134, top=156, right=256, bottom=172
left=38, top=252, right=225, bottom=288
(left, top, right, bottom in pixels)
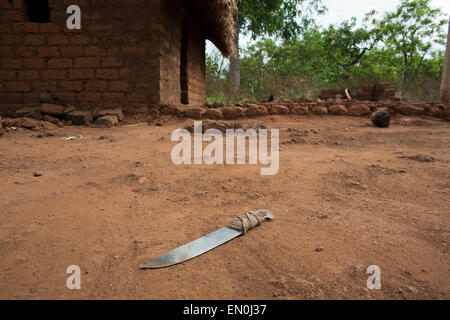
left=441, top=19, right=450, bottom=103
left=229, top=12, right=240, bottom=100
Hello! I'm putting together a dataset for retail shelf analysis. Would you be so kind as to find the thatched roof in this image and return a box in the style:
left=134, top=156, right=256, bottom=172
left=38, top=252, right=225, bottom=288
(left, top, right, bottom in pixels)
left=186, top=0, right=238, bottom=57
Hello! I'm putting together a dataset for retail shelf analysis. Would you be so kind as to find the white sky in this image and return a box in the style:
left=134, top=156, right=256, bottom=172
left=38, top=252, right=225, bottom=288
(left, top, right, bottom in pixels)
left=207, top=0, right=450, bottom=54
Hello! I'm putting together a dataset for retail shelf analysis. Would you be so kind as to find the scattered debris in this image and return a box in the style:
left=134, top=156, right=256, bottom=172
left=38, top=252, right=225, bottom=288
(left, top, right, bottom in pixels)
left=399, top=154, right=437, bottom=163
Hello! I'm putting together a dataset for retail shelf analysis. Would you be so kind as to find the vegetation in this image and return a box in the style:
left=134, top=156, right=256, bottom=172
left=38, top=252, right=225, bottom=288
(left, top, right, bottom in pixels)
left=207, top=0, right=448, bottom=103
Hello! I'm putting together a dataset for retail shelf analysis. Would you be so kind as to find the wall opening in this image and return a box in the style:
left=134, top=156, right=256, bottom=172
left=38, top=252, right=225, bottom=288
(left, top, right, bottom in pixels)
left=25, top=0, right=51, bottom=23
left=180, top=18, right=189, bottom=105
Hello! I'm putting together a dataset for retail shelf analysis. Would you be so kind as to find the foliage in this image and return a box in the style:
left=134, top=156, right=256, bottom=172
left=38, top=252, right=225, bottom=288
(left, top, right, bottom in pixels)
left=207, top=0, right=448, bottom=102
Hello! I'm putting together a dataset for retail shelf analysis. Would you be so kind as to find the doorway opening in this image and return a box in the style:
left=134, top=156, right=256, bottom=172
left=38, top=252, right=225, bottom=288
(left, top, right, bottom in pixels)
left=25, top=0, right=51, bottom=23
left=180, top=18, right=189, bottom=105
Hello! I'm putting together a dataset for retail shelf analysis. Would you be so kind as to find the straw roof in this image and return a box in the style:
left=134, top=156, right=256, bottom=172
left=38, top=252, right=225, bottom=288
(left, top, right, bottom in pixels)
left=186, top=0, right=238, bottom=57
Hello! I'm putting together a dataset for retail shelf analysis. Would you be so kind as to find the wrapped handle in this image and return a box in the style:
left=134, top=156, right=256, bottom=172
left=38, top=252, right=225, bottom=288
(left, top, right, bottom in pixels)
left=226, top=210, right=274, bottom=233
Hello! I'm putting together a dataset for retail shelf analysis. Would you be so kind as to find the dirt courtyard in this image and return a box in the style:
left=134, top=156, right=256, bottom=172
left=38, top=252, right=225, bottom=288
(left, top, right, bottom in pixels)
left=0, top=115, right=449, bottom=300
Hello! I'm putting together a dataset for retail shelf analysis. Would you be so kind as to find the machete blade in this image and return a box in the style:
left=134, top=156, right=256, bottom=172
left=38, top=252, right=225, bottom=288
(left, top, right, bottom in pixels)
left=141, top=227, right=242, bottom=269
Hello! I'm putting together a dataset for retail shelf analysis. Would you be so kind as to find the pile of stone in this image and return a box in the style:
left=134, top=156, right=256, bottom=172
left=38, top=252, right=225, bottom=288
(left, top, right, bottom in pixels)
left=355, top=82, right=401, bottom=101
left=157, top=100, right=449, bottom=122
left=12, top=98, right=124, bottom=128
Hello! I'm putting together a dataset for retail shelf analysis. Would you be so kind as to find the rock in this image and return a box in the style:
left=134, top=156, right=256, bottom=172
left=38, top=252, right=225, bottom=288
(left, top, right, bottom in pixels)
left=371, top=110, right=391, bottom=128
left=268, top=105, right=290, bottom=115
left=184, top=107, right=206, bottom=119
left=407, top=286, right=418, bottom=294
left=291, top=106, right=309, bottom=115
left=97, top=115, right=119, bottom=127
left=2, top=118, right=23, bottom=128
left=33, top=172, right=43, bottom=177
left=21, top=118, right=39, bottom=130
left=397, top=105, right=424, bottom=116
left=16, top=107, right=42, bottom=120
left=63, top=105, right=76, bottom=114
left=220, top=107, right=245, bottom=120
left=160, top=104, right=186, bottom=116
left=429, top=107, right=444, bottom=118
left=98, top=108, right=125, bottom=121
left=205, top=108, right=224, bottom=120
left=246, top=104, right=268, bottom=117
left=348, top=105, right=371, bottom=116
left=328, top=105, right=348, bottom=115
left=43, top=114, right=60, bottom=125
left=66, top=111, right=93, bottom=125
left=41, top=103, right=65, bottom=116
left=311, top=107, right=328, bottom=115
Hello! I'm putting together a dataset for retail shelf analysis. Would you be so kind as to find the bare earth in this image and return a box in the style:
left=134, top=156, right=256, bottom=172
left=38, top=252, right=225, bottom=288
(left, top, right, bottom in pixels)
left=0, top=115, right=449, bottom=300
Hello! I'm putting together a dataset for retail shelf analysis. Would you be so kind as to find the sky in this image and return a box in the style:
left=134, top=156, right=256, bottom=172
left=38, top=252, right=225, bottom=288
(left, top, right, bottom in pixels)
left=207, top=0, right=450, bottom=54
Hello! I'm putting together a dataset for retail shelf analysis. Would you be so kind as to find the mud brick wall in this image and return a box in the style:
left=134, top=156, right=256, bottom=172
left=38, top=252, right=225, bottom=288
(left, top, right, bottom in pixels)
left=159, top=0, right=207, bottom=106
left=0, top=0, right=161, bottom=116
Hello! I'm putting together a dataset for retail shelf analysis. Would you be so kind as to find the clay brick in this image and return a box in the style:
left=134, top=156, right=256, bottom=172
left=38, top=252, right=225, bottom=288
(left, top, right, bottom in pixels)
left=61, top=46, right=84, bottom=57
left=32, top=81, right=58, bottom=91
left=89, top=24, right=114, bottom=32
left=11, top=22, right=25, bottom=33
left=70, top=35, right=90, bottom=45
left=78, top=92, right=102, bottom=103
left=84, top=46, right=102, bottom=56
left=0, top=70, right=16, bottom=80
left=109, top=81, right=128, bottom=91
left=24, top=58, right=45, bottom=69
left=0, top=23, right=10, bottom=33
left=60, top=81, right=83, bottom=91
left=5, top=81, right=31, bottom=92
left=47, top=35, right=69, bottom=45
left=2, top=34, right=22, bottom=45
left=1, top=58, right=22, bottom=69
left=0, top=0, right=12, bottom=8
left=0, top=46, right=14, bottom=57
left=97, top=69, right=118, bottom=80
left=122, top=47, right=146, bottom=55
left=74, top=57, right=99, bottom=68
left=103, top=92, right=125, bottom=102
left=42, top=70, right=67, bottom=80
left=0, top=93, right=22, bottom=103
left=48, top=58, right=73, bottom=68
left=1, top=9, right=23, bottom=22
left=119, top=68, right=131, bottom=79
left=24, top=34, right=45, bottom=45
left=101, top=57, right=120, bottom=67
left=24, top=22, right=40, bottom=33
left=126, top=93, right=147, bottom=103
left=40, top=23, right=61, bottom=33
left=15, top=46, right=36, bottom=57
left=86, top=80, right=107, bottom=91
left=38, top=47, right=60, bottom=57
left=18, top=70, right=39, bottom=80
left=69, top=69, right=94, bottom=80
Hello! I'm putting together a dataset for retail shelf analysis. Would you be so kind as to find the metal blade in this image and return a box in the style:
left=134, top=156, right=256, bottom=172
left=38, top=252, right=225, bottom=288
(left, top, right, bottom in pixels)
left=141, top=227, right=243, bottom=269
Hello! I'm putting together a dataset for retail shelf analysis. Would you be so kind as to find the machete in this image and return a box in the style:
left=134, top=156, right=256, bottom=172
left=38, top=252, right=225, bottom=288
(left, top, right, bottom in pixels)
left=141, top=209, right=274, bottom=269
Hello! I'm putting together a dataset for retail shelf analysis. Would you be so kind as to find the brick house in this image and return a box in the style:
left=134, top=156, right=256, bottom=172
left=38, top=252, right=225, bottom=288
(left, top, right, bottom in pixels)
left=0, top=0, right=237, bottom=116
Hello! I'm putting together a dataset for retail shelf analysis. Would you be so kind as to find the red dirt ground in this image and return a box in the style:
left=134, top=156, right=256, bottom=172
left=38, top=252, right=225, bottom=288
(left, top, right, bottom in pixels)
left=0, top=115, right=449, bottom=300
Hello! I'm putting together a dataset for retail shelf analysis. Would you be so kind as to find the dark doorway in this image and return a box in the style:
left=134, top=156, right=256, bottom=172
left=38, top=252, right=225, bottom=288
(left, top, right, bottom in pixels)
left=180, top=19, right=189, bottom=105
left=25, top=0, right=51, bottom=23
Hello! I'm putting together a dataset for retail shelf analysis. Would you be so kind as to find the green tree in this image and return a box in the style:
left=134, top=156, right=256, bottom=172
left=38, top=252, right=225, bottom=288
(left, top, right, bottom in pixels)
left=378, top=0, right=447, bottom=89
left=229, top=0, right=326, bottom=98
